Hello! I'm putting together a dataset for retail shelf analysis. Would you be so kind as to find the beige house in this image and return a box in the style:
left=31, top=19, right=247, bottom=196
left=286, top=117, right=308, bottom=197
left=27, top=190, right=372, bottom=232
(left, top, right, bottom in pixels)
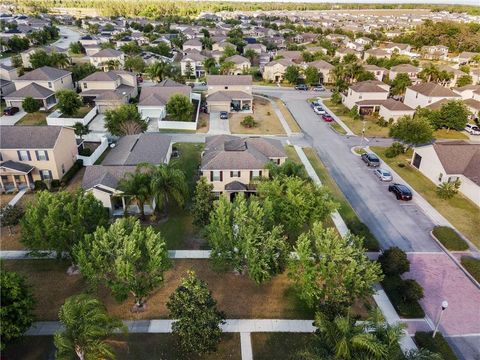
left=389, top=64, right=421, bottom=83
left=224, top=55, right=251, bottom=75
left=79, top=70, right=138, bottom=113
left=383, top=43, right=412, bottom=55
left=263, top=58, right=294, bottom=82
left=182, top=38, right=202, bottom=53
left=212, top=41, right=236, bottom=52
left=4, top=66, right=73, bottom=110
left=363, top=48, right=391, bottom=61
left=403, top=83, right=460, bottom=110
left=0, top=126, right=78, bottom=192
left=335, top=48, right=361, bottom=60
left=378, top=99, right=415, bottom=121
left=364, top=65, right=387, bottom=82
left=89, top=48, right=125, bottom=70
left=412, top=141, right=480, bottom=206
left=180, top=51, right=207, bottom=78
left=21, top=45, right=68, bottom=68
left=200, top=135, right=287, bottom=199
left=306, top=60, right=334, bottom=84
left=244, top=43, right=266, bottom=55
left=342, top=80, right=390, bottom=112
left=275, top=50, right=303, bottom=63
left=206, top=75, right=253, bottom=113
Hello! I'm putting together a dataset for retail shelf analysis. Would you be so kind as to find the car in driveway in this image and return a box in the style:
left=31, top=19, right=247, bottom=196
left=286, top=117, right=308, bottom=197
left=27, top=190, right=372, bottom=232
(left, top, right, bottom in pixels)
left=322, top=114, right=333, bottom=122
left=219, top=111, right=228, bottom=120
left=3, top=107, right=19, bottom=116
left=295, top=84, right=309, bottom=91
left=312, top=84, right=325, bottom=91
left=373, top=168, right=393, bottom=181
left=313, top=106, right=326, bottom=115
left=465, top=124, right=480, bottom=135
left=361, top=153, right=380, bottom=167
left=388, top=183, right=412, bottom=201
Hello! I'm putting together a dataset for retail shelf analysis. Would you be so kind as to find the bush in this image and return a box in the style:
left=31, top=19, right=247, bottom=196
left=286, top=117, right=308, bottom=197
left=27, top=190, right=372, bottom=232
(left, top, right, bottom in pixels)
left=330, top=91, right=342, bottom=104
left=385, top=142, right=405, bottom=158
left=376, top=117, right=388, bottom=127
left=60, top=159, right=83, bottom=186
left=436, top=180, right=460, bottom=200
left=432, top=226, right=468, bottom=251
left=401, top=279, right=424, bottom=303
left=241, top=115, right=258, bottom=128
left=460, top=256, right=480, bottom=283
left=346, top=219, right=379, bottom=251
left=378, top=246, right=410, bottom=276
left=382, top=275, right=425, bottom=318
left=33, top=180, right=48, bottom=191
left=414, top=332, right=458, bottom=360
left=22, top=97, right=41, bottom=113
left=50, top=179, right=61, bottom=189
left=79, top=147, right=92, bottom=156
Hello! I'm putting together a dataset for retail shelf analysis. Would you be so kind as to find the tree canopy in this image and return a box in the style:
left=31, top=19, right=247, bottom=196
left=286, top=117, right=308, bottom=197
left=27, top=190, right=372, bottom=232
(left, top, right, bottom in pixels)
left=389, top=116, right=434, bottom=148
left=56, top=89, right=82, bottom=116
left=166, top=94, right=194, bottom=122
left=104, top=104, right=147, bottom=136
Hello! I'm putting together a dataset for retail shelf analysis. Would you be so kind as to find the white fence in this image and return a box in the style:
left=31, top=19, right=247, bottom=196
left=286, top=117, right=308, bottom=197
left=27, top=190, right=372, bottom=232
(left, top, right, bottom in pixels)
left=46, top=106, right=97, bottom=127
left=77, top=136, right=108, bottom=166
left=157, top=93, right=201, bottom=131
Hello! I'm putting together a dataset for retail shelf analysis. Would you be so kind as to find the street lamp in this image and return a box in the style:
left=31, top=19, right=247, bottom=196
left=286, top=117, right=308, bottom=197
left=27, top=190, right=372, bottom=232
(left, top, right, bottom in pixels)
left=432, top=300, right=448, bottom=338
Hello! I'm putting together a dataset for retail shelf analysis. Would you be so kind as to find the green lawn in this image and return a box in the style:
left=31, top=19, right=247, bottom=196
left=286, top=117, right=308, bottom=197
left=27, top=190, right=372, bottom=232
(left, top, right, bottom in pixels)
left=15, top=111, right=48, bottom=126
left=330, top=121, right=347, bottom=135
left=252, top=333, right=316, bottom=360
left=434, top=128, right=469, bottom=140
left=61, top=106, right=92, bottom=118
left=461, top=256, right=480, bottom=283
left=371, top=146, right=480, bottom=248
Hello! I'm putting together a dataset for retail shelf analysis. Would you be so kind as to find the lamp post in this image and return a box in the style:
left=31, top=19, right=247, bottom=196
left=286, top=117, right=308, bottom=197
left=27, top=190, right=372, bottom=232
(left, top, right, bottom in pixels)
left=432, top=300, right=448, bottom=338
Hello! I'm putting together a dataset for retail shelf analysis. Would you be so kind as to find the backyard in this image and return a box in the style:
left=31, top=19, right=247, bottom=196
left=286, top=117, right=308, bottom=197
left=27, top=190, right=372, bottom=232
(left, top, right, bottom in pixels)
left=60, top=105, right=92, bottom=118
left=15, top=111, right=48, bottom=126
left=371, top=146, right=480, bottom=248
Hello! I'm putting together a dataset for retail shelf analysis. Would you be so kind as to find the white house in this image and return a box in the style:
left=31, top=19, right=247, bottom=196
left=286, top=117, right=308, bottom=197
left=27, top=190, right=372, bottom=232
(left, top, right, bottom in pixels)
left=342, top=80, right=390, bottom=112
left=403, top=83, right=461, bottom=109
left=180, top=52, right=207, bottom=78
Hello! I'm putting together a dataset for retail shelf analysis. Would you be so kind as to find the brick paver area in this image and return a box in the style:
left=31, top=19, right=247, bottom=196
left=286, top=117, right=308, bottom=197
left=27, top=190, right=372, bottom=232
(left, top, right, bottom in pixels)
left=406, top=253, right=480, bottom=336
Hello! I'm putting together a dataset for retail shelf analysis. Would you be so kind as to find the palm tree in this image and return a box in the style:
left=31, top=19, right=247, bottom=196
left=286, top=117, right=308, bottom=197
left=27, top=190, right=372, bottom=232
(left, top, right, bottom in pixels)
left=419, top=63, right=439, bottom=82
left=148, top=163, right=188, bottom=217
left=54, top=294, right=126, bottom=360
left=146, top=61, right=171, bottom=82
left=51, top=52, right=70, bottom=68
left=203, top=58, right=217, bottom=74
left=118, top=165, right=153, bottom=219
left=105, top=59, right=120, bottom=71
left=367, top=308, right=406, bottom=359
left=220, top=60, right=235, bottom=75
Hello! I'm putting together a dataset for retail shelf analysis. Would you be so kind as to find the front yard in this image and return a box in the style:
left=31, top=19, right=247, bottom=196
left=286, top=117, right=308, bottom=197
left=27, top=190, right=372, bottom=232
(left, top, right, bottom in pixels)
left=15, top=111, right=48, bottom=126
left=229, top=97, right=286, bottom=135
left=371, top=146, right=480, bottom=248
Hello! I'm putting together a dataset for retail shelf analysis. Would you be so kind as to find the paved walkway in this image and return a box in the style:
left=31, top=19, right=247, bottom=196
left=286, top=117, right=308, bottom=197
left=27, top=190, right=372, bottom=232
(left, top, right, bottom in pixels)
left=0, top=110, right=26, bottom=125
left=7, top=188, right=27, bottom=206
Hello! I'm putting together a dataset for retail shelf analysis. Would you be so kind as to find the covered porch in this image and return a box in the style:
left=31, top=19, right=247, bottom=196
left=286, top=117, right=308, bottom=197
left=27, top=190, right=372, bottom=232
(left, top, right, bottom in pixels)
left=0, top=161, right=35, bottom=193
left=110, top=195, right=156, bottom=217
left=224, top=181, right=256, bottom=201
left=356, top=100, right=383, bottom=116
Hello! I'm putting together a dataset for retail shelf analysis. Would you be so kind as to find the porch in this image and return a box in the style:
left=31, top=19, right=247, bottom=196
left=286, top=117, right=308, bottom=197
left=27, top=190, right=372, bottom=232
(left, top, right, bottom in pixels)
left=230, top=98, right=253, bottom=113
left=356, top=100, right=383, bottom=116
left=110, top=195, right=156, bottom=217
left=0, top=161, right=35, bottom=193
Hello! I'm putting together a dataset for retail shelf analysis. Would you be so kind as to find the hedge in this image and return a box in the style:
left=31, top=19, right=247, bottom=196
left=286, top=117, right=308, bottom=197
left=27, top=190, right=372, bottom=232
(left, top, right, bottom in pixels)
left=381, top=275, right=425, bottom=318
left=414, top=332, right=458, bottom=360
left=61, top=159, right=83, bottom=186
left=461, top=256, right=480, bottom=283
left=432, top=226, right=468, bottom=251
left=346, top=219, right=379, bottom=251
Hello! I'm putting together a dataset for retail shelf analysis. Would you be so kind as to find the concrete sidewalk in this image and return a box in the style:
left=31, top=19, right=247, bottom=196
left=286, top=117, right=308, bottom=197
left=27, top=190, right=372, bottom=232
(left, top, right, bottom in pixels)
left=318, top=99, right=355, bottom=136
left=8, top=188, right=27, bottom=206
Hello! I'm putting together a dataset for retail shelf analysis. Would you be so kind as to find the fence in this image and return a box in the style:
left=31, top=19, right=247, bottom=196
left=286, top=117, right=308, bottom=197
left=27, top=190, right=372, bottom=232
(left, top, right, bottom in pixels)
left=46, top=106, right=97, bottom=127
left=77, top=136, right=109, bottom=166
left=157, top=93, right=201, bottom=131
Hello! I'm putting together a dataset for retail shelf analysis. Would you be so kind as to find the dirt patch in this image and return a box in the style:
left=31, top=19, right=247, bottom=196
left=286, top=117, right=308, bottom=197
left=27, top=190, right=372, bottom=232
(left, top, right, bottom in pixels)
left=197, top=112, right=209, bottom=133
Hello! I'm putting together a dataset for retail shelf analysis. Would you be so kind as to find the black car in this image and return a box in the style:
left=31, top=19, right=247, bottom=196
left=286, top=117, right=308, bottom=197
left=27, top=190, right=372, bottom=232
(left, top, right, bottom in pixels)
left=3, top=106, right=20, bottom=116
left=295, top=84, right=309, bottom=91
left=219, top=111, right=228, bottom=120
left=388, top=183, right=413, bottom=201
left=361, top=153, right=380, bottom=167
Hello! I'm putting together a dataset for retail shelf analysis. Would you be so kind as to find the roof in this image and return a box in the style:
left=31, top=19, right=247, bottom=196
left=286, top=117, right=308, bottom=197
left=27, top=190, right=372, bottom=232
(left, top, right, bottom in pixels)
left=182, top=52, right=206, bottom=62
left=82, top=165, right=137, bottom=190
left=207, top=75, right=252, bottom=86
left=4, top=82, right=54, bottom=99
left=225, top=181, right=248, bottom=191
left=364, top=64, right=387, bottom=71
left=139, top=84, right=191, bottom=106
left=183, top=39, right=202, bottom=46
left=225, top=55, right=250, bottom=64
left=17, top=66, right=71, bottom=81
left=463, top=98, right=480, bottom=111
left=379, top=98, right=414, bottom=111
left=90, top=48, right=123, bottom=57
left=201, top=135, right=286, bottom=170
left=0, top=160, right=34, bottom=173
left=408, top=83, right=460, bottom=98
left=390, top=64, right=419, bottom=73
left=431, top=141, right=480, bottom=185
left=81, top=71, right=119, bottom=82
left=265, top=58, right=294, bottom=67
left=452, top=84, right=480, bottom=92
left=102, top=133, right=172, bottom=166
left=307, top=60, right=334, bottom=70
left=0, top=126, right=64, bottom=149
left=350, top=80, right=388, bottom=93
left=207, top=90, right=252, bottom=102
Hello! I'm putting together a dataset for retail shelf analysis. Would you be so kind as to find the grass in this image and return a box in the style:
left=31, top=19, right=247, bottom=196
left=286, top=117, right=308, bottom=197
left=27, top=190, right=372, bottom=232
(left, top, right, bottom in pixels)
left=371, top=146, right=480, bottom=248
left=3, top=334, right=241, bottom=360
left=252, top=333, right=316, bottom=360
left=94, top=146, right=111, bottom=165
left=434, top=128, right=469, bottom=140
left=461, top=256, right=480, bottom=283
left=432, top=226, right=469, bottom=251
left=414, top=332, right=458, bottom=360
left=353, top=146, right=366, bottom=155
left=60, top=106, right=92, bottom=118
left=303, top=148, right=380, bottom=251
left=197, top=112, right=209, bottom=133
left=284, top=145, right=302, bottom=164
left=323, top=99, right=390, bottom=138
left=15, top=111, right=48, bottom=126
left=275, top=98, right=301, bottom=133
left=382, top=275, right=425, bottom=318
left=229, top=97, right=286, bottom=135
left=330, top=121, right=347, bottom=135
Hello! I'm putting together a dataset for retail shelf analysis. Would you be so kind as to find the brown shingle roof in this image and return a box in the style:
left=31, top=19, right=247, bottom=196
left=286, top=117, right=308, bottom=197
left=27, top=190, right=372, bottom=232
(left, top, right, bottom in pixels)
left=17, top=66, right=71, bottom=81
left=350, top=80, right=388, bottom=93
left=432, top=141, right=480, bottom=185
left=90, top=48, right=123, bottom=57
left=139, top=84, right=191, bottom=106
left=0, top=126, right=64, bottom=149
left=207, top=75, right=252, bottom=86
left=408, top=83, right=460, bottom=98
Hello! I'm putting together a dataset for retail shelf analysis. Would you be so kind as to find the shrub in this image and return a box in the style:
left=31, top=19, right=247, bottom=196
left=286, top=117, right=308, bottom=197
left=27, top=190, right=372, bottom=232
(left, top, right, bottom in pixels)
left=79, top=147, right=92, bottom=156
left=385, top=142, right=405, bottom=158
left=50, top=179, right=61, bottom=189
left=460, top=256, right=480, bottom=283
left=432, top=226, right=468, bottom=251
left=401, top=279, right=424, bottom=303
left=378, top=246, right=410, bottom=276
left=346, top=219, right=379, bottom=251
left=397, top=163, right=405, bottom=168
left=382, top=275, right=425, bottom=318
left=61, top=159, right=83, bottom=186
left=241, top=115, right=258, bottom=128
left=436, top=180, right=461, bottom=199
left=376, top=117, right=388, bottom=127
left=414, top=332, right=458, bottom=360
left=331, top=91, right=342, bottom=104
left=22, top=97, right=41, bottom=113
left=33, top=180, right=48, bottom=191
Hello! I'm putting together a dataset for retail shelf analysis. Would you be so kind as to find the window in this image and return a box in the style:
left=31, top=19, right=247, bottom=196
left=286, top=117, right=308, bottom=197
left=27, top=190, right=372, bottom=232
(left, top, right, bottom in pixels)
left=62, top=164, right=65, bottom=174
left=40, top=170, right=52, bottom=180
left=230, top=170, right=240, bottom=178
left=250, top=170, right=262, bottom=179
left=448, top=176, right=459, bottom=183
left=0, top=152, right=2, bottom=161
left=48, top=82, right=52, bottom=88
left=224, top=86, right=229, bottom=90
left=211, top=171, right=222, bottom=181
left=18, top=150, right=30, bottom=161
left=36, top=150, right=48, bottom=161
left=438, top=173, right=443, bottom=182
left=83, top=82, right=88, bottom=89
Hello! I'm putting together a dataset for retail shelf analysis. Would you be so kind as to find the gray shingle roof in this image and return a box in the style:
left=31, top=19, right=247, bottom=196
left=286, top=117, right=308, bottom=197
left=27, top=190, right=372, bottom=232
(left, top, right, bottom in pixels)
left=207, top=90, right=252, bottom=102
left=81, top=71, right=118, bottom=82
left=4, top=83, right=54, bottom=99
left=82, top=165, right=137, bottom=190
left=90, top=48, right=123, bottom=57
left=17, top=66, right=71, bottom=81
left=139, top=84, right=191, bottom=106
left=0, top=160, right=34, bottom=173
left=408, top=83, right=460, bottom=97
left=207, top=75, right=252, bottom=86
left=432, top=141, right=480, bottom=185
left=0, top=126, right=64, bottom=149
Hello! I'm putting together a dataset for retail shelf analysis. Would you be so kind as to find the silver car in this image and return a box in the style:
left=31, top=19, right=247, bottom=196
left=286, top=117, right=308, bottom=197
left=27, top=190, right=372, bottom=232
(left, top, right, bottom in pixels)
left=374, top=168, right=393, bottom=182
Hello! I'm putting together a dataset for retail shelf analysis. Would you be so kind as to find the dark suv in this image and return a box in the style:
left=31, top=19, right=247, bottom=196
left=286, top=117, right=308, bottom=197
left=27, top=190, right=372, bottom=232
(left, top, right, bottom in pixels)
left=295, top=84, right=309, bottom=91
left=388, top=183, right=413, bottom=201
left=3, top=106, right=19, bottom=116
left=361, top=153, right=380, bottom=167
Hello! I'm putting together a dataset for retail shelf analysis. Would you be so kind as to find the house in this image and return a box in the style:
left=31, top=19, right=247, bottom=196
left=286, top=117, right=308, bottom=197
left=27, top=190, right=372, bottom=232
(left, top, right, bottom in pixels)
left=79, top=70, right=138, bottom=113
left=378, top=99, right=415, bottom=121
left=212, top=41, right=236, bottom=52
left=82, top=133, right=172, bottom=215
left=262, top=58, right=294, bottom=82
left=138, top=79, right=193, bottom=121
left=403, top=83, right=461, bottom=109
left=363, top=48, right=391, bottom=61
left=453, top=52, right=479, bottom=64
left=306, top=60, right=334, bottom=84
left=0, top=126, right=78, bottom=192
left=89, top=48, right=125, bottom=70
left=335, top=48, right=361, bottom=60
left=200, top=135, right=287, bottom=199
left=453, top=84, right=480, bottom=100
left=4, top=66, right=73, bottom=110
left=182, top=38, right=202, bottom=53
left=21, top=45, right=68, bottom=68
left=389, top=64, right=421, bottom=83
left=244, top=43, right=266, bottom=55
left=224, top=55, right=251, bottom=75
left=341, top=80, right=390, bottom=113
left=275, top=50, right=303, bottom=64
left=83, top=44, right=102, bottom=56
left=180, top=51, right=207, bottom=78
left=422, top=45, right=449, bottom=61
left=383, top=42, right=411, bottom=55
left=0, top=64, right=17, bottom=97
left=206, top=75, right=253, bottom=113
left=437, top=65, right=464, bottom=88
left=364, top=64, right=387, bottom=82
left=411, top=141, right=480, bottom=206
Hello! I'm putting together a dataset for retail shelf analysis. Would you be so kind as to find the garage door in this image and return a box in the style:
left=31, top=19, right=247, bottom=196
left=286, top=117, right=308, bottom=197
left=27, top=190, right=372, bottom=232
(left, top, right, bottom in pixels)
left=209, top=104, right=228, bottom=112
left=139, top=108, right=163, bottom=120
left=8, top=100, right=23, bottom=109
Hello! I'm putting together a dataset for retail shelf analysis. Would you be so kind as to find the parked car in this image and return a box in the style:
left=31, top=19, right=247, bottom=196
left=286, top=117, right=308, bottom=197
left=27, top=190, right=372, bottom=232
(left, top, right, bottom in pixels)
left=322, top=114, right=334, bottom=122
left=465, top=124, right=480, bottom=135
left=310, top=101, right=320, bottom=109
left=295, top=84, right=309, bottom=91
left=220, top=111, right=228, bottom=120
left=361, top=153, right=380, bottom=167
left=312, top=84, right=325, bottom=91
left=374, top=168, right=393, bottom=182
left=388, top=183, right=412, bottom=201
left=313, top=106, right=326, bottom=115
left=3, top=107, right=19, bottom=116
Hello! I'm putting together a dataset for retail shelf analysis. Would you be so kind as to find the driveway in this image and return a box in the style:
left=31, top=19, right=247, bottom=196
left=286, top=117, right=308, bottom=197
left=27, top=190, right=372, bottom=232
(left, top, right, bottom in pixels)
left=0, top=110, right=26, bottom=125
left=208, top=112, right=230, bottom=134
left=52, top=26, right=83, bottom=49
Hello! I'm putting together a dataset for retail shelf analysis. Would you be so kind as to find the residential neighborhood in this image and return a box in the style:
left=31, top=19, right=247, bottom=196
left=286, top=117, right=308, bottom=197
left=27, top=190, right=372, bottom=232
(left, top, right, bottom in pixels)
left=0, top=2, right=480, bottom=360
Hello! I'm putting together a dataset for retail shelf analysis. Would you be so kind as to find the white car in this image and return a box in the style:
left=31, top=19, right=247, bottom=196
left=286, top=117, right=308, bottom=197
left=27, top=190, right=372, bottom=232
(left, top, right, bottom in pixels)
left=374, top=168, right=393, bottom=182
left=313, top=106, right=326, bottom=115
left=465, top=124, right=480, bottom=135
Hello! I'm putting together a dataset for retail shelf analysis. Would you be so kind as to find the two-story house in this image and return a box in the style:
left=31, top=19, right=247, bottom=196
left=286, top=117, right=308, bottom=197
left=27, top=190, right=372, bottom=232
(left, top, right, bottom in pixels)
left=180, top=51, right=207, bottom=78
left=364, top=64, right=387, bottom=82
left=389, top=64, right=421, bottom=84
left=422, top=45, right=449, bottom=61
left=262, top=58, right=294, bottom=82
left=244, top=43, right=267, bottom=55
left=342, top=80, right=390, bottom=114
left=206, top=75, right=253, bottom=113
left=403, top=83, right=461, bottom=109
left=21, top=45, right=68, bottom=68
left=0, top=126, right=78, bottom=192
left=89, top=48, right=125, bottom=70
left=212, top=41, right=236, bottom=53
left=182, top=38, right=203, bottom=53
left=306, top=60, right=335, bottom=84
left=224, top=55, right=251, bottom=75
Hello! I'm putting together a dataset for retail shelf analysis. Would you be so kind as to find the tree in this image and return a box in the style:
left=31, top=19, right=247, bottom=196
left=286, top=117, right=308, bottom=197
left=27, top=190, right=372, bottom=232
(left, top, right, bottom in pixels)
left=0, top=204, right=23, bottom=236
left=50, top=52, right=70, bottom=69
left=146, top=61, right=172, bottom=82
left=22, top=97, right=40, bottom=113
left=21, top=190, right=108, bottom=263
left=244, top=48, right=257, bottom=64
left=389, top=116, right=434, bottom=148
left=288, top=222, right=383, bottom=314
left=219, top=61, right=235, bottom=75
left=74, top=218, right=170, bottom=310
left=456, top=74, right=473, bottom=87
left=378, top=247, right=410, bottom=276
left=184, top=61, right=194, bottom=78
left=419, top=63, right=439, bottom=82
left=69, top=41, right=84, bottom=54
left=436, top=180, right=461, bottom=199
left=11, top=54, right=23, bottom=68
left=104, top=104, right=147, bottom=136
left=73, top=122, right=90, bottom=140
left=7, top=36, right=29, bottom=52
left=203, top=58, right=217, bottom=74
left=118, top=166, right=153, bottom=219
left=124, top=55, right=146, bottom=73
left=240, top=115, right=258, bottom=128
left=266, top=159, right=308, bottom=180
left=435, top=100, right=470, bottom=131
left=0, top=270, right=36, bottom=351
left=71, top=63, right=97, bottom=82
left=284, top=65, right=300, bottom=84
left=167, top=271, right=225, bottom=354
left=206, top=195, right=288, bottom=284
left=105, top=59, right=121, bottom=71
left=356, top=70, right=376, bottom=82
left=166, top=94, right=194, bottom=122
left=222, top=45, right=237, bottom=58
left=120, top=41, right=141, bottom=55
left=390, top=73, right=412, bottom=98
left=257, top=176, right=338, bottom=239
left=191, top=177, right=215, bottom=229
left=56, top=89, right=82, bottom=116
left=304, top=66, right=320, bottom=85
left=54, top=294, right=126, bottom=360
left=401, top=279, right=424, bottom=303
